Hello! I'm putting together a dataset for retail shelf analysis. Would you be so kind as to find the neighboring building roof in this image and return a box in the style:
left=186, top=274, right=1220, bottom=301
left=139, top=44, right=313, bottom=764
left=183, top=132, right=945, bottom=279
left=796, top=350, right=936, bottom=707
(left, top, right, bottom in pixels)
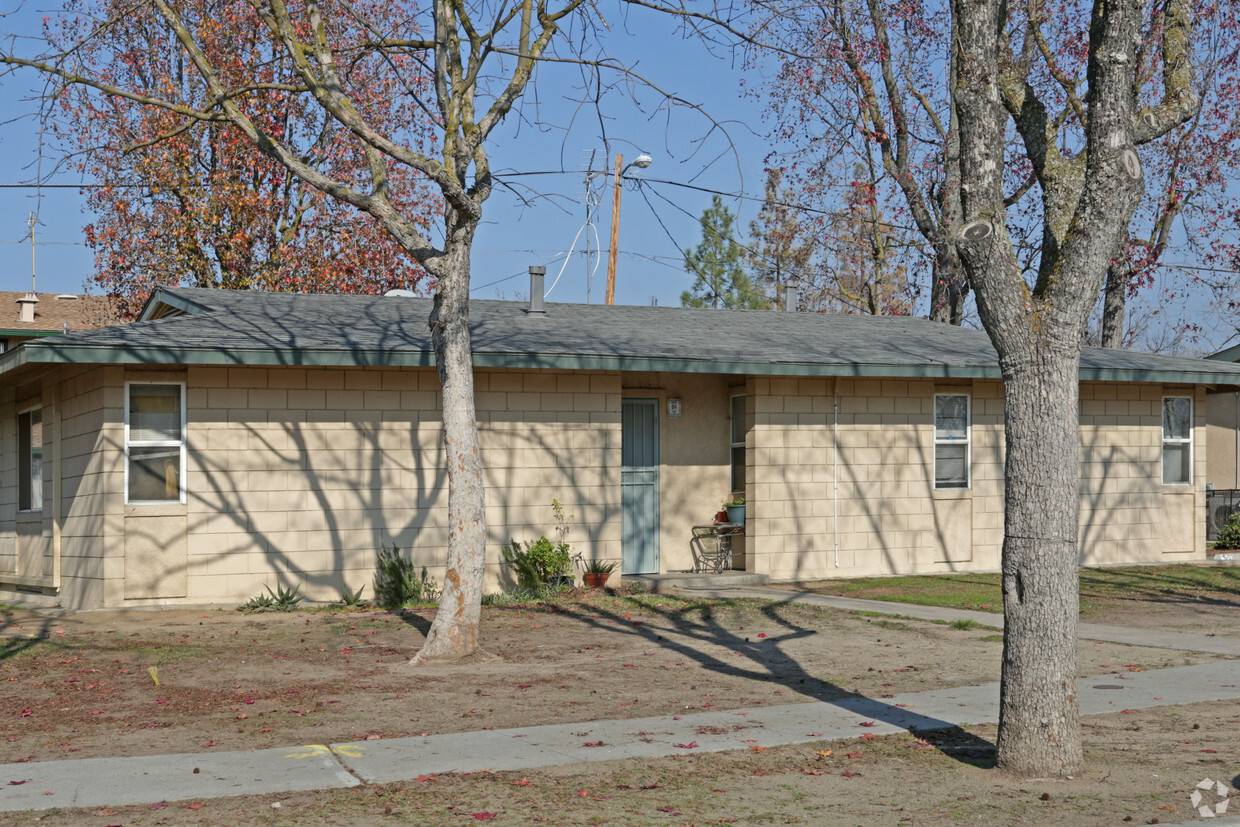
left=0, top=291, right=114, bottom=337
left=4, top=286, right=1240, bottom=386
left=1208, top=343, right=1240, bottom=364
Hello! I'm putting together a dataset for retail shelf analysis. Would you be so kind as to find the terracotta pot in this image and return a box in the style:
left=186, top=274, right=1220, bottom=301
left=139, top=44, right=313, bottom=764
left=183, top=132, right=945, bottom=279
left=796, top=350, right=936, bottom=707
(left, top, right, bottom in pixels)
left=583, top=572, right=611, bottom=589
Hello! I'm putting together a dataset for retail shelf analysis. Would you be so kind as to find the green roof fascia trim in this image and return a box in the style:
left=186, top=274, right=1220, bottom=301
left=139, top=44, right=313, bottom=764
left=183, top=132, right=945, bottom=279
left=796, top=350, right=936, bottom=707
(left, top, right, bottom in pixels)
left=9, top=339, right=1240, bottom=385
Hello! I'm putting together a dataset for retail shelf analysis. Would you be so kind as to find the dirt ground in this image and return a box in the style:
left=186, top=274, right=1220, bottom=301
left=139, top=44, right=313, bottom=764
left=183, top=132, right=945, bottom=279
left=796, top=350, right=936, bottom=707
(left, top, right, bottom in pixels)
left=3, top=587, right=1239, bottom=825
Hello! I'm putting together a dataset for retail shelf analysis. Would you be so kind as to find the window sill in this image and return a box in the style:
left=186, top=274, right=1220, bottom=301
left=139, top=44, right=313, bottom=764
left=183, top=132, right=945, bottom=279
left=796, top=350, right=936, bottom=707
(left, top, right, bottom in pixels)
left=932, top=486, right=971, bottom=500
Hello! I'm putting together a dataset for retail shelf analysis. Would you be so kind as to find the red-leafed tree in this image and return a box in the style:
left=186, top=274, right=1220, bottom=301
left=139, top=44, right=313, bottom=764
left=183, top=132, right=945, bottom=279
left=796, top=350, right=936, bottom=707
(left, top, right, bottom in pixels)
left=47, top=0, right=435, bottom=318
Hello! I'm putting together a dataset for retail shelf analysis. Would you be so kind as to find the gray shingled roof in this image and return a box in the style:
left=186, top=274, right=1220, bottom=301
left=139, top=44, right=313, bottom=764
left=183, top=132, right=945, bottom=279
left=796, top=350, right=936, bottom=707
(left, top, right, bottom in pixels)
left=4, top=286, right=1240, bottom=385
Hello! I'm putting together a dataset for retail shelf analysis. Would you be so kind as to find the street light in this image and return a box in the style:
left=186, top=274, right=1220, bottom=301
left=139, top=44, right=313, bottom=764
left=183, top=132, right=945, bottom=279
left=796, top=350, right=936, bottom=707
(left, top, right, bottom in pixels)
left=606, top=153, right=653, bottom=305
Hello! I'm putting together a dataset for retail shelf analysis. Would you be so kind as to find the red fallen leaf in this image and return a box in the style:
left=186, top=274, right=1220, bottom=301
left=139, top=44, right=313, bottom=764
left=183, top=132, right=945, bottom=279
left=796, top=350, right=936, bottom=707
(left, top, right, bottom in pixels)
left=841, top=771, right=861, bottom=778
left=632, top=621, right=643, bottom=626
left=1121, top=710, right=1136, bottom=714
left=674, top=741, right=700, bottom=749
left=980, top=605, right=991, bottom=609
left=341, top=649, right=352, bottom=654
left=577, top=790, right=589, bottom=797
left=473, top=814, right=496, bottom=820
left=1202, top=749, right=1218, bottom=753
left=748, top=745, right=766, bottom=753
left=236, top=714, right=248, bottom=720
left=415, top=775, right=436, bottom=782
left=845, top=752, right=862, bottom=758
left=201, top=740, right=218, bottom=748
left=259, top=728, right=275, bottom=734
left=514, top=778, right=532, bottom=786
left=187, top=802, right=204, bottom=810
left=858, top=721, right=876, bottom=727
left=155, top=699, right=168, bottom=704
left=8, top=780, right=28, bottom=786
left=229, top=706, right=240, bottom=711
left=19, top=707, right=33, bottom=717
left=245, top=698, right=256, bottom=704
left=583, top=741, right=605, bottom=747
left=151, top=802, right=168, bottom=810
left=806, top=732, right=822, bottom=737
left=860, top=734, right=876, bottom=740
left=517, top=684, right=531, bottom=689
left=757, top=633, right=767, bottom=638
left=713, top=787, right=727, bottom=792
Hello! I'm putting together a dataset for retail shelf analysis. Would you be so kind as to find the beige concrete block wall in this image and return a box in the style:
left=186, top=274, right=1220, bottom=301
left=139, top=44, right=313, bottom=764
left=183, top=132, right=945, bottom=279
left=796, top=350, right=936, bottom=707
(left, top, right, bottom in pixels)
left=144, top=365, right=624, bottom=605
left=56, top=366, right=122, bottom=608
left=0, top=365, right=120, bottom=608
left=1205, top=390, right=1239, bottom=490
left=746, top=378, right=1202, bottom=582
left=746, top=376, right=1008, bottom=581
left=1078, top=383, right=1205, bottom=564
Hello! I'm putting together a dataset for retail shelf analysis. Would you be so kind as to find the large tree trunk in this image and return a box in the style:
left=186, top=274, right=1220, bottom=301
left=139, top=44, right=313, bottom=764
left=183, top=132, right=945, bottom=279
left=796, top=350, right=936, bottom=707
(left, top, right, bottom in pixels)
left=411, top=214, right=486, bottom=664
left=995, top=346, right=1083, bottom=776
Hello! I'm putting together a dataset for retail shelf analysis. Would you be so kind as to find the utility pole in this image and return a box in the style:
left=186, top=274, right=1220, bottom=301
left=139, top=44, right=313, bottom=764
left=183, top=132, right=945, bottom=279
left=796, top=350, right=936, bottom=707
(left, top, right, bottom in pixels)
left=605, top=153, right=652, bottom=305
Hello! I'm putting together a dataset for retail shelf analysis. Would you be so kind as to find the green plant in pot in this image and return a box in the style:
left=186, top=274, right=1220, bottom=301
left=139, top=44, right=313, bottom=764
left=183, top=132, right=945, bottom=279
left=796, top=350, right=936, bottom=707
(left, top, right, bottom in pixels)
left=723, top=495, right=746, bottom=525
left=582, top=558, right=618, bottom=589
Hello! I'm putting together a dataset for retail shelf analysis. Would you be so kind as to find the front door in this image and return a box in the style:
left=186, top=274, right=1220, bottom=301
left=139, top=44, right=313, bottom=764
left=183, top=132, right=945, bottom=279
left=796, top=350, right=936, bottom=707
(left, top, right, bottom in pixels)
left=621, top=398, right=659, bottom=574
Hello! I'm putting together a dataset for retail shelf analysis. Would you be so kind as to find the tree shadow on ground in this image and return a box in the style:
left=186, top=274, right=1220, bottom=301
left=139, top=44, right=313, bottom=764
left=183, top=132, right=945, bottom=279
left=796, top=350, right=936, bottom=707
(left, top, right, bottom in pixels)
left=552, top=592, right=996, bottom=768
left=1, top=610, right=57, bottom=663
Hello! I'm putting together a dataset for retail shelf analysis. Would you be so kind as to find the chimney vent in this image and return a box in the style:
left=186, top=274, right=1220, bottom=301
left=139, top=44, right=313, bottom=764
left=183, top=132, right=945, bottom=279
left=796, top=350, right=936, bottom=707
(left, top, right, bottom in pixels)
left=16, top=294, right=38, bottom=323
left=783, top=286, right=798, bottom=312
left=528, top=266, right=546, bottom=315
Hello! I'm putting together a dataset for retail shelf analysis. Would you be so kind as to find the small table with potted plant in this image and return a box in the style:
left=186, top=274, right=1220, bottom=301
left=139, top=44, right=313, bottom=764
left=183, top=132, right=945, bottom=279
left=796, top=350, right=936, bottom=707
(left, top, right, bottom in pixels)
left=691, top=497, right=746, bottom=573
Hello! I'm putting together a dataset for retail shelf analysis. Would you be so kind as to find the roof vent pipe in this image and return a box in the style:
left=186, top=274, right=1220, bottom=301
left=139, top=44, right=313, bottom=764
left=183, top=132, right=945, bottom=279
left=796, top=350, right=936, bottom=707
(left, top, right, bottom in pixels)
left=17, top=293, right=38, bottom=323
left=783, top=286, right=797, bottom=312
left=528, top=266, right=546, bottom=315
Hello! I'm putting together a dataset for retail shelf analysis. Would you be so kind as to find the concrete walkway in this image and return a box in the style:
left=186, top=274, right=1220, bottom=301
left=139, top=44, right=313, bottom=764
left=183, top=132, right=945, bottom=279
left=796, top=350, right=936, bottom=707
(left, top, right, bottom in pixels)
left=683, top=584, right=1240, bottom=657
left=3, top=592, right=1239, bottom=815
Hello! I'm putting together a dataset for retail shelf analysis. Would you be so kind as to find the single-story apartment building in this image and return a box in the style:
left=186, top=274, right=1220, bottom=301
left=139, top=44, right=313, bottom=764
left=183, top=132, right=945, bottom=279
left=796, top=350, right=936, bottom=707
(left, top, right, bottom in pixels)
left=4, top=285, right=1240, bottom=609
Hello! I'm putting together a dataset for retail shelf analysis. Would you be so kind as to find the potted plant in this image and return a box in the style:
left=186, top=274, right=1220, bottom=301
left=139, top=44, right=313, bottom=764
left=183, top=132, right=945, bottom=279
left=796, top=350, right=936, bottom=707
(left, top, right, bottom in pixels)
left=723, top=496, right=746, bottom=525
left=582, top=558, right=618, bottom=589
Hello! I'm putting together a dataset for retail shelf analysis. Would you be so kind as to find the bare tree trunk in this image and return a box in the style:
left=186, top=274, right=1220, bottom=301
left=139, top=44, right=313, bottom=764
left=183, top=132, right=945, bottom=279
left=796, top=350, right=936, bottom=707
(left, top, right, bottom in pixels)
left=928, top=251, right=967, bottom=325
left=1101, top=259, right=1127, bottom=349
left=995, top=347, right=1082, bottom=776
left=411, top=215, right=486, bottom=664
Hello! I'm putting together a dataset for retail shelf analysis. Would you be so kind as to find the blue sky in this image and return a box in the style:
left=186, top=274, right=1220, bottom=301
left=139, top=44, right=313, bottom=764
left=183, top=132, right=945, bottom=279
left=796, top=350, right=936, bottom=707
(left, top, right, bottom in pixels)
left=0, top=2, right=781, bottom=308
left=0, top=2, right=1232, bottom=353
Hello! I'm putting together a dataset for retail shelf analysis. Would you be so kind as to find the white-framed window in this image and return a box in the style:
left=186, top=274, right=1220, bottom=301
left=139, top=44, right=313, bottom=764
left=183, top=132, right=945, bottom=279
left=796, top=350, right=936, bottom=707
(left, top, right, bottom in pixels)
left=729, top=395, right=746, bottom=494
left=1162, top=396, right=1193, bottom=485
left=125, top=382, right=186, bottom=504
left=17, top=406, right=43, bottom=511
left=934, top=394, right=970, bottom=489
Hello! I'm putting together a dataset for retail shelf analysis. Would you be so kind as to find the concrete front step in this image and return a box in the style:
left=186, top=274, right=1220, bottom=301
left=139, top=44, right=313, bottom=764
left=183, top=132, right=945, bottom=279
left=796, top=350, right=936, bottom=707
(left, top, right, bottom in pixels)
left=625, top=571, right=770, bottom=593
